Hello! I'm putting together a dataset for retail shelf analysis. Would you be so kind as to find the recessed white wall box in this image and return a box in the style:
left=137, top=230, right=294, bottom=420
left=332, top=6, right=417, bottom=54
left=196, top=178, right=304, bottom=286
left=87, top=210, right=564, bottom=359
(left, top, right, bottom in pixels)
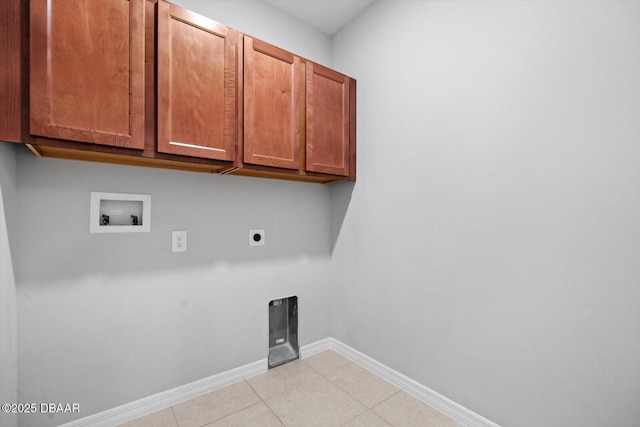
left=90, top=192, right=151, bottom=233
left=249, top=229, right=265, bottom=246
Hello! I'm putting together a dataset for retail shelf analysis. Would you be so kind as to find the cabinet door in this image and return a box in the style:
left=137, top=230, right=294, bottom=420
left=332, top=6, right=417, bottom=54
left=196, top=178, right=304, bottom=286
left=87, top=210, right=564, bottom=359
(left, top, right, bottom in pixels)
left=243, top=36, right=304, bottom=170
left=30, top=0, right=144, bottom=149
left=157, top=1, right=237, bottom=161
left=306, top=62, right=351, bottom=177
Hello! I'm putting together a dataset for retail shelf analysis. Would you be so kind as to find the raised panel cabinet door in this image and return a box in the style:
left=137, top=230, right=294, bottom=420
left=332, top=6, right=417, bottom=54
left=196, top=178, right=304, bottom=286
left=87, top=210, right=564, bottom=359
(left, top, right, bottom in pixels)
left=243, top=36, right=304, bottom=170
left=306, top=62, right=351, bottom=177
left=157, top=1, right=237, bottom=161
left=30, top=0, right=144, bottom=149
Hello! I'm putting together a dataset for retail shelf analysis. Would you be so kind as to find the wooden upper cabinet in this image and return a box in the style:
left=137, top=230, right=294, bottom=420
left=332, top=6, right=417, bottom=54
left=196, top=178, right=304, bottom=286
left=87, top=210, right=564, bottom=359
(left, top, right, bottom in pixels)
left=243, top=36, right=304, bottom=170
left=306, top=62, right=352, bottom=177
left=20, top=0, right=355, bottom=182
left=157, top=1, right=237, bottom=161
left=30, top=0, right=145, bottom=149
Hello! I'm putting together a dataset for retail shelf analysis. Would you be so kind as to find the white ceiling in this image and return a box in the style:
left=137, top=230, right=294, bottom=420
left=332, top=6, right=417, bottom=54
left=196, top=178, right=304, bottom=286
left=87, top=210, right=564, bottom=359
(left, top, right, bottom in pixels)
left=261, top=0, right=375, bottom=36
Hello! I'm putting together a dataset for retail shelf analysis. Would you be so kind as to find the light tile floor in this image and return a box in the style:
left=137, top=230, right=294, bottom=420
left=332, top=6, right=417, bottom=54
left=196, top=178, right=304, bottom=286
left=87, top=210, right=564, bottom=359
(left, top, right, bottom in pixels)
left=120, top=350, right=459, bottom=427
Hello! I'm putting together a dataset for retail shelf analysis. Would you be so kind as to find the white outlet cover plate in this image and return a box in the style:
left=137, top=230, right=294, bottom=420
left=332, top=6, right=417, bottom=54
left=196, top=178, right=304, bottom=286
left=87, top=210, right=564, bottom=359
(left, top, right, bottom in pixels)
left=249, top=229, right=265, bottom=246
left=172, top=230, right=187, bottom=252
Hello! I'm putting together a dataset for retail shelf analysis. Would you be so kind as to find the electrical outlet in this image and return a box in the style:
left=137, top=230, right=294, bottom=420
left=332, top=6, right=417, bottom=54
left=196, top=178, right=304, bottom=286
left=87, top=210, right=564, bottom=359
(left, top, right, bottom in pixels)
left=249, top=229, right=265, bottom=246
left=172, top=231, right=187, bottom=252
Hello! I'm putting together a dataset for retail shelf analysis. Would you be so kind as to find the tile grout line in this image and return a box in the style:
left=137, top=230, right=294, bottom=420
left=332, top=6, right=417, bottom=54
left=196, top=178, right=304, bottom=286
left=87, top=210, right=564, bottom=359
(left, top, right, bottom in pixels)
left=338, top=409, right=370, bottom=427
left=210, top=380, right=263, bottom=427
left=304, top=358, right=372, bottom=413
left=300, top=352, right=377, bottom=426
left=246, top=376, right=287, bottom=427
left=177, top=380, right=266, bottom=427
left=300, top=352, right=404, bottom=427
left=284, top=356, right=368, bottom=426
left=126, top=353, right=333, bottom=426
left=251, top=360, right=323, bottom=401
left=329, top=340, right=485, bottom=426
left=198, top=401, right=271, bottom=427
left=248, top=353, right=370, bottom=426
left=302, top=351, right=402, bottom=419
left=169, top=405, right=179, bottom=427
left=367, top=390, right=403, bottom=427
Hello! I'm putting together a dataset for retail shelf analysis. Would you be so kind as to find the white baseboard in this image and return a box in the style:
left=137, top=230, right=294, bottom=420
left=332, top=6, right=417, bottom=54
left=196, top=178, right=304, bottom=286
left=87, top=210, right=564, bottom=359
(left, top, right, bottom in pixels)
left=321, top=338, right=500, bottom=427
left=61, top=338, right=498, bottom=427
left=299, top=337, right=333, bottom=358
left=58, top=358, right=267, bottom=427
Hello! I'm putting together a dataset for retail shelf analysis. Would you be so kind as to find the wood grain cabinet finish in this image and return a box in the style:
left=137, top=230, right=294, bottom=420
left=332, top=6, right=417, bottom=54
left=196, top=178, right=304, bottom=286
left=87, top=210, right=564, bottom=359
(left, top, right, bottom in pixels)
left=243, top=36, right=305, bottom=170
left=306, top=62, right=353, bottom=177
left=30, top=0, right=145, bottom=149
left=3, top=0, right=355, bottom=182
left=157, top=1, right=237, bottom=161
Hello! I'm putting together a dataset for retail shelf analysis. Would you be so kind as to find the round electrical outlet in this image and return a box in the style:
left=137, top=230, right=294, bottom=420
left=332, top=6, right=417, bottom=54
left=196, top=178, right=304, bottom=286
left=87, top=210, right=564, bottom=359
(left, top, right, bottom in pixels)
left=249, top=229, right=265, bottom=246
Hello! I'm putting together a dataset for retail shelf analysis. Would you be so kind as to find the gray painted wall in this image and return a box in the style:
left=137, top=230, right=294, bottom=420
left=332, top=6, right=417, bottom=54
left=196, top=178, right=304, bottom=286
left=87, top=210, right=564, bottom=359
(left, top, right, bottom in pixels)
left=0, top=141, right=18, bottom=427
left=17, top=151, right=333, bottom=426
left=330, top=1, right=640, bottom=426
left=15, top=1, right=334, bottom=425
